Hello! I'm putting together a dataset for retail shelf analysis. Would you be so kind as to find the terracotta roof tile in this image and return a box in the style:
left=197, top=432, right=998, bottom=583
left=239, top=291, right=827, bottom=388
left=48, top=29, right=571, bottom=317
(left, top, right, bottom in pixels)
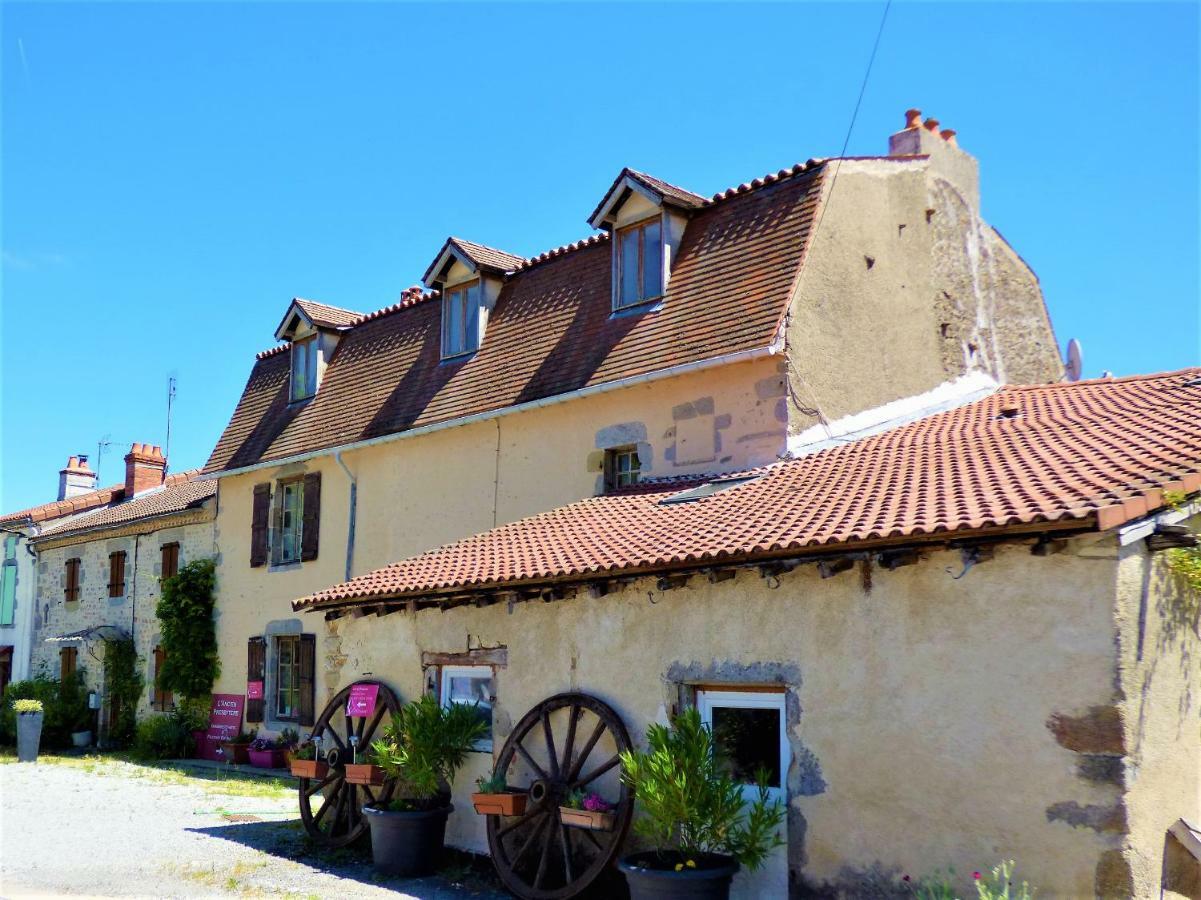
left=35, top=471, right=215, bottom=538
left=293, top=298, right=363, bottom=330
left=447, top=238, right=526, bottom=274
left=295, top=369, right=1201, bottom=610
left=206, top=163, right=827, bottom=473
left=0, top=484, right=124, bottom=526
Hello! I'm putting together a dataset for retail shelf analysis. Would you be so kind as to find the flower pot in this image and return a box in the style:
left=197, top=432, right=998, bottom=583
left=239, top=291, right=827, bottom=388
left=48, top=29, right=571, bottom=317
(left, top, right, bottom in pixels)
left=290, top=759, right=329, bottom=780
left=248, top=748, right=286, bottom=768
left=362, top=804, right=451, bottom=877
left=472, top=792, right=527, bottom=816
left=619, top=852, right=740, bottom=900
left=559, top=806, right=615, bottom=831
left=221, top=742, right=251, bottom=764
left=71, top=730, right=93, bottom=748
left=344, top=763, right=384, bottom=786
left=16, top=712, right=43, bottom=763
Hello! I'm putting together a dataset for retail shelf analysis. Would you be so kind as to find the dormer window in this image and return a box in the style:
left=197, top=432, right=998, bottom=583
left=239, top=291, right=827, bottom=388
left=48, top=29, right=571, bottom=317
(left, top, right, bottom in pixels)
left=290, top=334, right=319, bottom=402
left=617, top=217, right=663, bottom=309
left=442, top=280, right=481, bottom=359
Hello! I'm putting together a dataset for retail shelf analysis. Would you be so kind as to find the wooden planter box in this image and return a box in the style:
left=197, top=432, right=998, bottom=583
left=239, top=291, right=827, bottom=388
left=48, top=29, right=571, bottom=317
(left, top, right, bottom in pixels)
left=344, top=763, right=385, bottom=786
left=290, top=759, right=328, bottom=780
left=559, top=806, right=616, bottom=831
left=472, top=792, right=527, bottom=816
left=221, top=742, right=251, bottom=764
left=248, top=748, right=287, bottom=769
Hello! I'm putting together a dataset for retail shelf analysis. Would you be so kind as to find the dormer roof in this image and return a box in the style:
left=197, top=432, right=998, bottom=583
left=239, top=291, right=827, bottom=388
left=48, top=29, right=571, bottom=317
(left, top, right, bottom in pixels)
left=274, top=298, right=364, bottom=341
left=422, top=237, right=526, bottom=288
left=587, top=168, right=707, bottom=230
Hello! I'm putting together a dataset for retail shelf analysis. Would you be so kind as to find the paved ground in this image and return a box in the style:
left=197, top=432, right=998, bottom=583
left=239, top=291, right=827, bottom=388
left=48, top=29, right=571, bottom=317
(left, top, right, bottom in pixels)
left=0, top=755, right=509, bottom=899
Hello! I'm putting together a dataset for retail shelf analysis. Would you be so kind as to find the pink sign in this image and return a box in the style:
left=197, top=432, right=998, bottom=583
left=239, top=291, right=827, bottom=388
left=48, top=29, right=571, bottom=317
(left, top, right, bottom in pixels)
left=197, top=694, right=244, bottom=761
left=346, top=683, right=379, bottom=718
left=246, top=681, right=264, bottom=700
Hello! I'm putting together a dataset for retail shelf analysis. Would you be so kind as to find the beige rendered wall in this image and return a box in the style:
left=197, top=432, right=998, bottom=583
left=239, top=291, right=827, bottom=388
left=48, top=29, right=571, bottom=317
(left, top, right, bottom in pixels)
left=320, top=539, right=1126, bottom=898
left=211, top=358, right=788, bottom=704
left=1113, top=521, right=1201, bottom=899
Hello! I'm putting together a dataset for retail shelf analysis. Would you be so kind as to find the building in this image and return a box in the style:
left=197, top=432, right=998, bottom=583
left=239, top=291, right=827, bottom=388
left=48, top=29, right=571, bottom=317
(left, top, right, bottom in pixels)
left=294, top=369, right=1201, bottom=899
left=25, top=445, right=216, bottom=735
left=200, top=110, right=1062, bottom=751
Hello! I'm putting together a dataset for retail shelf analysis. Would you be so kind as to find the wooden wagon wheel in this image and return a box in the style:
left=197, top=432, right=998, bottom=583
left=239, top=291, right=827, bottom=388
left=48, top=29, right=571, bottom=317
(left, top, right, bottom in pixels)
left=297, top=679, right=401, bottom=847
left=487, top=692, right=634, bottom=899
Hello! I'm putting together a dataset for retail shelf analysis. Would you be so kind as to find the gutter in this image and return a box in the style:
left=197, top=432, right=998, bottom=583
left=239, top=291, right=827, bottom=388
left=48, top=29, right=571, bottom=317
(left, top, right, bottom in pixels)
left=334, top=451, right=357, bottom=583
left=200, top=346, right=776, bottom=481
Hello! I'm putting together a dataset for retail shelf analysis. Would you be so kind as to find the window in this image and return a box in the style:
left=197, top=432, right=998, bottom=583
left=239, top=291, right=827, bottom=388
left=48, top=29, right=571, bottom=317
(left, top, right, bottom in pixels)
left=441, top=281, right=480, bottom=358
left=152, top=646, right=173, bottom=711
left=604, top=446, right=641, bottom=491
left=697, top=689, right=789, bottom=802
left=276, top=479, right=304, bottom=565
left=616, top=217, right=663, bottom=309
left=275, top=635, right=301, bottom=721
left=64, top=558, right=81, bottom=603
left=1, top=535, right=16, bottom=626
left=439, top=665, right=494, bottom=750
left=60, top=645, right=78, bottom=681
left=108, top=551, right=127, bottom=598
left=290, top=334, right=319, bottom=402
left=160, top=542, right=180, bottom=581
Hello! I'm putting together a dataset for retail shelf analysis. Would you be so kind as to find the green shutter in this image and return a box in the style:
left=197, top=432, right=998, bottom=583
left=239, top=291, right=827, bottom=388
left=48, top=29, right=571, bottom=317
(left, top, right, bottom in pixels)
left=0, top=565, right=14, bottom=626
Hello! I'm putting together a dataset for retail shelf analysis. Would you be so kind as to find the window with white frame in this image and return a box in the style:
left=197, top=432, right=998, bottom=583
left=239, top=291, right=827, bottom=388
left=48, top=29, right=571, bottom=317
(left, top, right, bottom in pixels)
left=616, top=216, right=663, bottom=309
left=442, top=281, right=481, bottom=358
left=439, top=665, right=494, bottom=750
left=604, top=446, right=641, bottom=491
left=697, top=688, right=789, bottom=801
left=275, top=635, right=301, bottom=721
left=290, top=334, right=319, bottom=402
left=276, top=479, right=304, bottom=565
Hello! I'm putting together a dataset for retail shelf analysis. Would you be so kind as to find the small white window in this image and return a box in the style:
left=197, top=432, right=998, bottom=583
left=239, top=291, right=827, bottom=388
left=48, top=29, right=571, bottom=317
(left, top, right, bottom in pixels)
left=605, top=447, right=641, bottom=491
left=442, top=281, right=481, bottom=358
left=615, top=217, right=663, bottom=309
left=697, top=689, right=789, bottom=802
left=439, top=665, right=494, bottom=750
left=290, top=335, right=319, bottom=401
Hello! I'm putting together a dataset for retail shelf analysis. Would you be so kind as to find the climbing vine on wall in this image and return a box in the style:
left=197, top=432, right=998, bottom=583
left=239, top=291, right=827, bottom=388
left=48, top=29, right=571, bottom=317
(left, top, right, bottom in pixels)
left=156, top=558, right=219, bottom=701
left=104, top=638, right=143, bottom=745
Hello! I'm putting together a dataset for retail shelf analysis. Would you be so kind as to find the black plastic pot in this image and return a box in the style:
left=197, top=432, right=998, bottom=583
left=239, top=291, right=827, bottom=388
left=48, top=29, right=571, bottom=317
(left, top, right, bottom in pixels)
left=362, top=803, right=451, bottom=877
left=619, top=852, right=740, bottom=900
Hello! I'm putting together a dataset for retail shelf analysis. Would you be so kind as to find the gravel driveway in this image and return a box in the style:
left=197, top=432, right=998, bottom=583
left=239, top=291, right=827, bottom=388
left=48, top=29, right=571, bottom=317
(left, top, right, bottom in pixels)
left=0, top=757, right=509, bottom=899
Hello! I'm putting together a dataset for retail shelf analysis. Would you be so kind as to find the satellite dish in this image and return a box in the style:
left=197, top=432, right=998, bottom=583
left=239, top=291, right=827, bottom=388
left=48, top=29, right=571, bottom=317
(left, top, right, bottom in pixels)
left=1064, top=338, right=1083, bottom=382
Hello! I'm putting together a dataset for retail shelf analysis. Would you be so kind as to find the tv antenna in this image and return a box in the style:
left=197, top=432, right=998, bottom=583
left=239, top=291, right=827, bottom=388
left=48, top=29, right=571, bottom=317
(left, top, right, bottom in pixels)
left=165, top=376, right=178, bottom=462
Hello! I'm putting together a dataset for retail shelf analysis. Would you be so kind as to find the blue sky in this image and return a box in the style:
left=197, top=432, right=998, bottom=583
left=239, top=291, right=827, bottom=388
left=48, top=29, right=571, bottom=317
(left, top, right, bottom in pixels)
left=2, top=2, right=1197, bottom=512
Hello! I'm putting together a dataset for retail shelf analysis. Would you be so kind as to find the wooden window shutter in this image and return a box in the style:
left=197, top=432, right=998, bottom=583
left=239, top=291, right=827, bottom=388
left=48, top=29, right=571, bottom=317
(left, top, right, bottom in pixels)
left=64, top=558, right=80, bottom=603
left=161, top=543, right=180, bottom=580
left=250, top=484, right=271, bottom=567
left=300, top=473, right=321, bottom=562
left=108, top=552, right=126, bottom=598
left=246, top=636, right=266, bottom=722
left=298, top=633, right=316, bottom=726
left=60, top=646, right=77, bottom=681
left=153, top=646, right=173, bottom=711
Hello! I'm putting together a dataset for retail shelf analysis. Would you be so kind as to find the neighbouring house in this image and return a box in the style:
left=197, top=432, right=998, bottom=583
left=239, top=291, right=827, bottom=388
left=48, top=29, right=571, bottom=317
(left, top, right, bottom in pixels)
left=294, top=369, right=1201, bottom=899
left=25, top=445, right=216, bottom=736
left=199, top=110, right=1062, bottom=758
left=0, top=455, right=116, bottom=695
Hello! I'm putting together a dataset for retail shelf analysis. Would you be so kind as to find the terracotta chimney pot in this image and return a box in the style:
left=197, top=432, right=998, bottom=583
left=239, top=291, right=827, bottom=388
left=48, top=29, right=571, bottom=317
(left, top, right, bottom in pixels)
left=923, top=118, right=940, bottom=134
left=940, top=129, right=958, bottom=147
left=905, top=108, right=922, bottom=129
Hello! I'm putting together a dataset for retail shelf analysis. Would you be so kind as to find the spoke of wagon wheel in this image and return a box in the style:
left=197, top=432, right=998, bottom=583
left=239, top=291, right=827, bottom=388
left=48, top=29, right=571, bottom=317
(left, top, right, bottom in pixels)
left=512, top=811, right=549, bottom=866
left=534, top=820, right=555, bottom=889
left=560, top=703, right=581, bottom=777
left=574, top=754, right=620, bottom=788
left=304, top=773, right=339, bottom=798
left=321, top=721, right=346, bottom=752
left=515, top=738, right=549, bottom=781
left=565, top=719, right=606, bottom=783
left=496, top=806, right=544, bottom=841
left=361, top=784, right=377, bottom=806
left=359, top=704, right=387, bottom=745
left=580, top=827, right=603, bottom=852
left=344, top=714, right=356, bottom=754
left=540, top=710, right=560, bottom=779
left=558, top=820, right=575, bottom=884
left=313, top=786, right=338, bottom=825
left=331, top=783, right=348, bottom=835
left=354, top=714, right=366, bottom=742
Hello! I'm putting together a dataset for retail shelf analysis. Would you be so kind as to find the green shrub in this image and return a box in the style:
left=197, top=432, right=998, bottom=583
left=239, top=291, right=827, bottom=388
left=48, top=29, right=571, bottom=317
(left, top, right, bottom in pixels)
left=619, top=707, right=784, bottom=871
left=0, top=673, right=90, bottom=748
left=103, top=639, right=142, bottom=747
left=157, top=559, right=219, bottom=700
left=133, top=713, right=193, bottom=760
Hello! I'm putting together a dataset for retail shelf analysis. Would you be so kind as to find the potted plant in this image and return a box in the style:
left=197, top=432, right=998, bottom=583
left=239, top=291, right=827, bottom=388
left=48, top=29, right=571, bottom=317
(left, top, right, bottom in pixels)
left=280, top=727, right=300, bottom=766
left=472, top=766, right=527, bottom=816
left=14, top=699, right=44, bottom=763
left=560, top=789, right=616, bottom=831
left=618, top=708, right=785, bottom=900
left=289, top=740, right=329, bottom=779
left=344, top=736, right=386, bottom=786
left=247, top=735, right=288, bottom=768
left=219, top=728, right=256, bottom=764
left=70, top=710, right=94, bottom=749
left=362, top=694, right=488, bottom=876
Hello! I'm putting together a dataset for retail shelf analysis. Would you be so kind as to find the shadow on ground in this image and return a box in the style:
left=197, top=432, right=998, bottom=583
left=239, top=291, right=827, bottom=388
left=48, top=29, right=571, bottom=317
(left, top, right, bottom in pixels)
left=188, top=817, right=508, bottom=898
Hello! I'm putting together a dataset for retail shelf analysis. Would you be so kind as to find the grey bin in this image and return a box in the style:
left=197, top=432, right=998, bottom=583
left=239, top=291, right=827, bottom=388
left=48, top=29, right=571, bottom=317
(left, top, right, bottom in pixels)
left=17, top=712, right=44, bottom=762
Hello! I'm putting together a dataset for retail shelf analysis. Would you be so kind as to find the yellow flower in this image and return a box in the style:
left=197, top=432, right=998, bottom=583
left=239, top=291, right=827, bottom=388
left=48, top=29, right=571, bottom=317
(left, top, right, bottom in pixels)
left=674, top=864, right=684, bottom=872
left=686, top=860, right=697, bottom=869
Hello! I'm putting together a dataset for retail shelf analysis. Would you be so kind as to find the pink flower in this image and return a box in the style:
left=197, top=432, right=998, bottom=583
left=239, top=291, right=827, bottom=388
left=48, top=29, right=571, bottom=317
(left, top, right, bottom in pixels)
left=973, top=872, right=982, bottom=880
left=902, top=875, right=911, bottom=883
left=582, top=793, right=612, bottom=813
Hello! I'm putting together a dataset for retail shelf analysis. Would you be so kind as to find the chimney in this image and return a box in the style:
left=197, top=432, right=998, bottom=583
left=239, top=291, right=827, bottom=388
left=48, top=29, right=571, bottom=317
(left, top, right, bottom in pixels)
left=887, top=107, right=980, bottom=210
left=124, top=443, right=167, bottom=497
left=58, top=455, right=98, bottom=501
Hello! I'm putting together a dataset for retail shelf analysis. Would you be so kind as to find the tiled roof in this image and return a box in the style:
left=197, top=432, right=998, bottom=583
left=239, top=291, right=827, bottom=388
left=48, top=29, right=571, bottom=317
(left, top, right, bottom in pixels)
left=206, top=161, right=827, bottom=474
left=450, top=237, right=526, bottom=275
left=0, top=484, right=125, bottom=526
left=295, top=369, right=1201, bottom=610
left=35, top=472, right=215, bottom=538
left=293, top=298, right=363, bottom=330
left=626, top=169, right=708, bottom=209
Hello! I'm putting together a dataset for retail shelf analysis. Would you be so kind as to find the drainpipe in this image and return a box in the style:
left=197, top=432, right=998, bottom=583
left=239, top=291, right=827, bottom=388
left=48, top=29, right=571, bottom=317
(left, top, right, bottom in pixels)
left=333, top=452, right=356, bottom=583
